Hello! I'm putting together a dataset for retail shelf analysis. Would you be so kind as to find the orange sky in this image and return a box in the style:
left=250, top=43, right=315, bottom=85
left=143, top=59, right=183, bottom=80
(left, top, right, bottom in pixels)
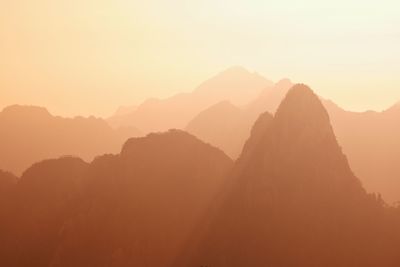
left=1, top=0, right=399, bottom=117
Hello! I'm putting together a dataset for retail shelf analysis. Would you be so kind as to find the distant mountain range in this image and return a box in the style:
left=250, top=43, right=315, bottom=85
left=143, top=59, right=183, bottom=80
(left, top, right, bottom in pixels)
left=0, top=105, right=141, bottom=175
left=108, top=66, right=272, bottom=133
left=186, top=78, right=294, bottom=157
left=2, top=67, right=399, bottom=205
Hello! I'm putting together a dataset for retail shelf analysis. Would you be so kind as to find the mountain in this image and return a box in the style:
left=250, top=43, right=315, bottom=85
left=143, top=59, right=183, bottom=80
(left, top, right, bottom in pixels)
left=0, top=157, right=89, bottom=266
left=0, top=170, right=17, bottom=221
left=186, top=78, right=294, bottom=158
left=177, top=85, right=400, bottom=267
left=186, top=82, right=400, bottom=203
left=0, top=169, right=17, bottom=211
left=186, top=101, right=247, bottom=157
left=108, top=66, right=272, bottom=133
left=0, top=105, right=141, bottom=175
left=0, top=170, right=17, bottom=195
left=0, top=130, right=233, bottom=267
left=0, top=170, right=18, bottom=264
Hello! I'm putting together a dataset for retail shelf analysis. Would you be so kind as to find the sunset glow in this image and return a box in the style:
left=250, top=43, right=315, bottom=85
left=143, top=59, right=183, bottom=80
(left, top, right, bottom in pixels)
left=1, top=0, right=399, bottom=116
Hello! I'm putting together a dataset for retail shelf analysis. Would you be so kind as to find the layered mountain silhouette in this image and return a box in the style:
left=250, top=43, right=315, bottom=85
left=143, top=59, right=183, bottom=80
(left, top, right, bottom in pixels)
left=1, top=84, right=400, bottom=266
left=0, top=130, right=232, bottom=267
left=186, top=78, right=294, bottom=158
left=0, top=105, right=141, bottom=175
left=186, top=78, right=400, bottom=203
left=108, top=66, right=272, bottom=133
left=176, top=84, right=400, bottom=267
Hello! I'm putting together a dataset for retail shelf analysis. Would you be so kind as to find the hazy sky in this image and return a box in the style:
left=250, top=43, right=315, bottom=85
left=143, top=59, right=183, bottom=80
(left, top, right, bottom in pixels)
left=1, top=0, right=399, bottom=117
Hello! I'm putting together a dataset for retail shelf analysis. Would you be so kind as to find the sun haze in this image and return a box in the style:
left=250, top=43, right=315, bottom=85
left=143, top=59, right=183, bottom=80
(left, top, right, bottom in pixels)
left=1, top=0, right=399, bottom=116
left=2, top=3, right=400, bottom=266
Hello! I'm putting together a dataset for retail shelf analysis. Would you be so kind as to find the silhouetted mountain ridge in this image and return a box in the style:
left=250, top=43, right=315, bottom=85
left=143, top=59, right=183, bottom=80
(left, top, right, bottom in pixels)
left=0, top=157, right=89, bottom=266
left=0, top=130, right=233, bottom=267
left=186, top=79, right=400, bottom=203
left=108, top=66, right=272, bottom=133
left=0, top=105, right=141, bottom=175
left=177, top=85, right=398, bottom=267
left=186, top=78, right=294, bottom=159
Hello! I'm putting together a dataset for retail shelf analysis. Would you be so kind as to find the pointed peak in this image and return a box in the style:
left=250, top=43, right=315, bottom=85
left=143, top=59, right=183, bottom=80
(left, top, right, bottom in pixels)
left=236, top=84, right=363, bottom=196
left=193, top=67, right=272, bottom=106
left=275, top=84, right=329, bottom=124
left=257, top=84, right=348, bottom=170
left=284, top=83, right=318, bottom=100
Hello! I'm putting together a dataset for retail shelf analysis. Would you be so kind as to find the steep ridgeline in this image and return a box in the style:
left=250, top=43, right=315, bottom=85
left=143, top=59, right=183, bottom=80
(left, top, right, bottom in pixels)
left=0, top=130, right=233, bottom=267
left=177, top=85, right=400, bottom=267
left=186, top=82, right=400, bottom=204
left=0, top=105, right=141, bottom=175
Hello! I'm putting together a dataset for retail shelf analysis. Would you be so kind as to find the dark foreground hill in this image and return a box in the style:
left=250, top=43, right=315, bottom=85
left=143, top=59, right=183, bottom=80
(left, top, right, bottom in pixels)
left=0, top=130, right=232, bottom=267
left=176, top=85, right=400, bottom=267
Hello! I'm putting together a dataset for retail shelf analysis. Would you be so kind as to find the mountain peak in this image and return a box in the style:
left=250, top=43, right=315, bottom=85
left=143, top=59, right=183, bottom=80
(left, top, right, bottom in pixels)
left=178, top=85, right=370, bottom=267
left=238, top=83, right=361, bottom=192
left=193, top=67, right=273, bottom=106
left=121, top=129, right=231, bottom=164
left=214, top=66, right=269, bottom=84
left=274, top=84, right=330, bottom=129
left=277, top=83, right=322, bottom=110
